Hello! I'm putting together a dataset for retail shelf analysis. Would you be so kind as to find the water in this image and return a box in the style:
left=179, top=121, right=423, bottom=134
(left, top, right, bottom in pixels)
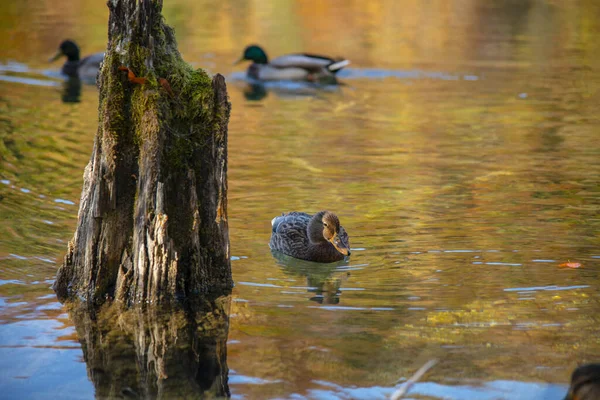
left=1, top=0, right=600, bottom=399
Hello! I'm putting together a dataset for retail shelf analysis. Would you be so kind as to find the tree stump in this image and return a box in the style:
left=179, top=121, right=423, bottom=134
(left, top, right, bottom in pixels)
left=53, top=0, right=233, bottom=305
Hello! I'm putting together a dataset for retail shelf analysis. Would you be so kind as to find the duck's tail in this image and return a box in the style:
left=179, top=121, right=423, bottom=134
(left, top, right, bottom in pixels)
left=327, top=59, right=350, bottom=73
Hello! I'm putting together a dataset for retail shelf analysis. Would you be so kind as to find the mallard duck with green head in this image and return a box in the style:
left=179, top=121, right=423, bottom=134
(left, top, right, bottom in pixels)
left=235, top=45, right=350, bottom=83
left=270, top=211, right=351, bottom=263
left=49, top=40, right=104, bottom=82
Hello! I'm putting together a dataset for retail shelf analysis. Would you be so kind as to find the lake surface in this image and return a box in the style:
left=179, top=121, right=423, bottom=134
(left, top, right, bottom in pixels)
left=1, top=0, right=600, bottom=399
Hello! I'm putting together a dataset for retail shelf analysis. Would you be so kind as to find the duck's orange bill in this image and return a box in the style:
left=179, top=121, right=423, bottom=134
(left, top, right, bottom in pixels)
left=329, top=234, right=350, bottom=256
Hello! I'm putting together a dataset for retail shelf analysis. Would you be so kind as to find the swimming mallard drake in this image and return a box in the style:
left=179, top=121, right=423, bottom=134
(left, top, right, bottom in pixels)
left=235, top=45, right=350, bottom=83
left=270, top=211, right=351, bottom=263
left=49, top=40, right=104, bottom=82
left=564, top=363, right=600, bottom=400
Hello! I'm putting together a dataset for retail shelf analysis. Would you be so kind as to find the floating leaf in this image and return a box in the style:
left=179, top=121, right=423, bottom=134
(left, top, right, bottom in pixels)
left=559, top=261, right=581, bottom=269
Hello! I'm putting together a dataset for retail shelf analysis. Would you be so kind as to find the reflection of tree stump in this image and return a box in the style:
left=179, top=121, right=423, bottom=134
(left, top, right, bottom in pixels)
left=70, top=296, right=230, bottom=399
left=53, top=0, right=232, bottom=305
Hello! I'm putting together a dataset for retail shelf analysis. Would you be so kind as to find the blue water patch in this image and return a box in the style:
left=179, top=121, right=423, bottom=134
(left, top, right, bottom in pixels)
left=237, top=281, right=282, bottom=288
left=294, top=379, right=568, bottom=400
left=54, top=198, right=75, bottom=205
left=34, top=256, right=55, bottom=264
left=485, top=262, right=522, bottom=266
left=0, top=62, right=29, bottom=73
left=335, top=265, right=366, bottom=271
left=0, top=279, right=23, bottom=286
left=0, top=346, right=93, bottom=400
left=308, top=306, right=395, bottom=311
left=0, top=74, right=61, bottom=87
left=229, top=374, right=281, bottom=385
left=337, top=68, right=479, bottom=81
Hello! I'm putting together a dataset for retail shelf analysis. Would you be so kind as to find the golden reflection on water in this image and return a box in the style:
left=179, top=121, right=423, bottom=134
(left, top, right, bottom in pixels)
left=1, top=0, right=600, bottom=399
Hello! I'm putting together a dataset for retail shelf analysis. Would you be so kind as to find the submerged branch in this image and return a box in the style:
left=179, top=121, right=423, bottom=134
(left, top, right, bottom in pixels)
left=390, top=359, right=438, bottom=400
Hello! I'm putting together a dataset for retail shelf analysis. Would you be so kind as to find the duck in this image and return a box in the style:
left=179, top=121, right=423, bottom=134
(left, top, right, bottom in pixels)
left=234, top=45, right=350, bottom=83
left=564, top=363, right=600, bottom=400
left=49, top=40, right=104, bottom=82
left=270, top=211, right=351, bottom=263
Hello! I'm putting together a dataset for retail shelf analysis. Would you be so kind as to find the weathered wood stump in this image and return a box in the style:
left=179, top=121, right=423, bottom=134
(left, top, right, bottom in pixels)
left=54, top=0, right=233, bottom=305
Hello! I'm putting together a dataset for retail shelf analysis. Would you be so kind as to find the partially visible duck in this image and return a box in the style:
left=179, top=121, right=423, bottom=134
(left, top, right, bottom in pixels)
left=49, top=40, right=104, bottom=82
left=564, top=363, right=600, bottom=400
left=270, top=211, right=351, bottom=263
left=235, top=45, right=349, bottom=83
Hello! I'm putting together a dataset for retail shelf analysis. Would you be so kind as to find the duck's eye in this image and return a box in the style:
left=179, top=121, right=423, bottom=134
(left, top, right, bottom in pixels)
left=323, top=222, right=328, bottom=227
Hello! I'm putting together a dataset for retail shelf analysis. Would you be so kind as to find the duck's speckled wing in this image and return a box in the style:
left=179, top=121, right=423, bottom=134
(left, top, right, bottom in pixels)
left=269, top=212, right=312, bottom=258
left=338, top=225, right=350, bottom=249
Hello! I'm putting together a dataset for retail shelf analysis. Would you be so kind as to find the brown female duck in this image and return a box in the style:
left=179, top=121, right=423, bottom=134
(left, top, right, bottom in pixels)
left=564, top=363, right=600, bottom=400
left=269, top=211, right=351, bottom=263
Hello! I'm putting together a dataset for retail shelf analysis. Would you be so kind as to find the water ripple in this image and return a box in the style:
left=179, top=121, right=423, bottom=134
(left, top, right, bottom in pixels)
left=504, top=285, right=590, bottom=292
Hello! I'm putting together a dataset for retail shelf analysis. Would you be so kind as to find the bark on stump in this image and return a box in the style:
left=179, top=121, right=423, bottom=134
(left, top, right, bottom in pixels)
left=53, top=0, right=233, bottom=305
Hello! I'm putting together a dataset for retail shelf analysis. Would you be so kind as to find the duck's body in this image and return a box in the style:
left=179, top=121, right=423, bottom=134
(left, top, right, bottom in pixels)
left=50, top=40, right=104, bottom=82
left=270, top=211, right=350, bottom=263
left=564, top=363, right=600, bottom=400
left=236, top=45, right=349, bottom=83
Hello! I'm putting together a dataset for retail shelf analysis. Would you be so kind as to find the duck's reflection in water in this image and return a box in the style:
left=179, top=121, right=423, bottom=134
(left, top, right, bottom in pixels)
left=236, top=79, right=343, bottom=101
left=61, top=77, right=82, bottom=103
left=67, top=295, right=231, bottom=399
left=271, top=249, right=350, bottom=305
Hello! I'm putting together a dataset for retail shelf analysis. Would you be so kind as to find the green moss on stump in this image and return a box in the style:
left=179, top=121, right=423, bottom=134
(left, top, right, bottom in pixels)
left=100, top=14, right=220, bottom=174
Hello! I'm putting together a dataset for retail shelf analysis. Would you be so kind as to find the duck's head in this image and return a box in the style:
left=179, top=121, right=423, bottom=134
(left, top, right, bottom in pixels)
left=49, top=40, right=80, bottom=63
left=235, top=45, right=268, bottom=65
left=309, top=211, right=351, bottom=256
left=564, top=363, right=600, bottom=400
